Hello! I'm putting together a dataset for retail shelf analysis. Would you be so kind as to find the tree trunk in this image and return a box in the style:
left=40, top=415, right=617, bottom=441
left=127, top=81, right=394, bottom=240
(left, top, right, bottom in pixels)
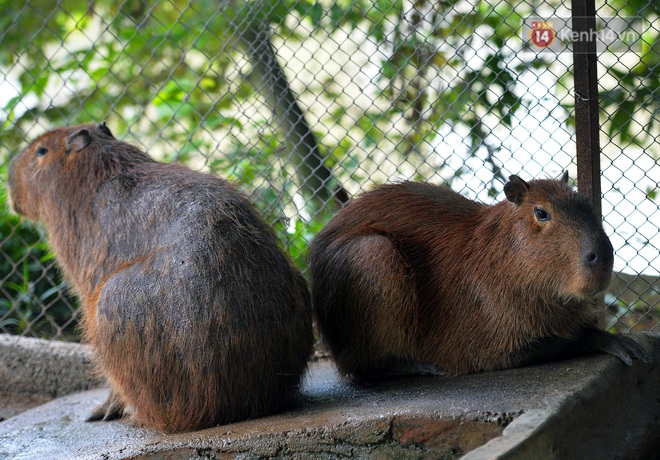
left=237, top=20, right=348, bottom=211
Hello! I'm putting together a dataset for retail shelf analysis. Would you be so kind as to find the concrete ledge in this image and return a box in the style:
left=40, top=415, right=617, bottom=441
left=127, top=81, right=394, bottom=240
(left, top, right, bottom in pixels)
left=0, top=333, right=658, bottom=459
left=465, top=332, right=660, bottom=459
left=0, top=334, right=102, bottom=397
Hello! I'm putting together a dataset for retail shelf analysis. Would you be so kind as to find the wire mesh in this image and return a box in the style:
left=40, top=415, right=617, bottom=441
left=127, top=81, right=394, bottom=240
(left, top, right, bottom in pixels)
left=596, top=3, right=660, bottom=332
left=0, top=0, right=658, bottom=339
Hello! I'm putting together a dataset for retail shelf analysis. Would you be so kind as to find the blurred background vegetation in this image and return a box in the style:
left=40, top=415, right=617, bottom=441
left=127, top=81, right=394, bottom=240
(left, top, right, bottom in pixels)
left=0, top=0, right=658, bottom=339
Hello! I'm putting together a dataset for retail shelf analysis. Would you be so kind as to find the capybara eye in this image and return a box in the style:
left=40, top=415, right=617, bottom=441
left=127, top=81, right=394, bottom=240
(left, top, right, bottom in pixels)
left=534, top=208, right=551, bottom=222
left=35, top=146, right=48, bottom=157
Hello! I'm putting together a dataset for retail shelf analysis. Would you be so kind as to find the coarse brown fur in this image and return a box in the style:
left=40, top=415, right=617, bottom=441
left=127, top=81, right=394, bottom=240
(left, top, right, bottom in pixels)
left=7, top=122, right=313, bottom=432
left=309, top=174, right=650, bottom=380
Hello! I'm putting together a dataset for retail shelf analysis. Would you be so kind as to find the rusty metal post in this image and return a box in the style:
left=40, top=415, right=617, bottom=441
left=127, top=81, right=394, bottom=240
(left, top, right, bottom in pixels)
left=571, top=0, right=602, bottom=218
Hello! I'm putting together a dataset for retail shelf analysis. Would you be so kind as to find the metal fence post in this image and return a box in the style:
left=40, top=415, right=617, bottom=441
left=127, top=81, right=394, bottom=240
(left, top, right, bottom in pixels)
left=571, top=0, right=602, bottom=218
left=571, top=0, right=606, bottom=320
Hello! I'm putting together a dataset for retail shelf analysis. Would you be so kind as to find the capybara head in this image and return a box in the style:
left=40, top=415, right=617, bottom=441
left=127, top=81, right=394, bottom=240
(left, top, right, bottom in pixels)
left=7, top=122, right=138, bottom=223
left=502, top=172, right=614, bottom=299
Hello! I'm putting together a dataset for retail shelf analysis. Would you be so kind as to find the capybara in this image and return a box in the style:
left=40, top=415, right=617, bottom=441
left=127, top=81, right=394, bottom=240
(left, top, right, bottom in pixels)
left=309, top=173, right=651, bottom=380
left=7, top=122, right=313, bottom=432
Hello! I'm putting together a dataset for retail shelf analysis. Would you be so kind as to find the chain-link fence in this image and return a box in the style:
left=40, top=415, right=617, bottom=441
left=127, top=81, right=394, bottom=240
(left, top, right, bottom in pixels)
left=596, top=2, right=660, bottom=331
left=0, top=0, right=658, bottom=340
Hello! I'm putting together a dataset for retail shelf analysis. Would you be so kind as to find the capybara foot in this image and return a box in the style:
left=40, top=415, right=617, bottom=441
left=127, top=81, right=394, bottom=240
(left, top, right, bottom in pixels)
left=86, top=390, right=125, bottom=422
left=584, top=327, right=652, bottom=365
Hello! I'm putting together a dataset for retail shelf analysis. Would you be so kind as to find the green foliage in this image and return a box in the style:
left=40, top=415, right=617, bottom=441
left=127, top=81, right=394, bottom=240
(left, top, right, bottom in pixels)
left=1, top=0, right=237, bottom=144
left=303, top=0, right=536, bottom=183
left=558, top=4, right=659, bottom=153
left=0, top=0, right=543, bottom=183
left=600, top=18, right=660, bottom=150
left=1, top=0, right=543, bottom=200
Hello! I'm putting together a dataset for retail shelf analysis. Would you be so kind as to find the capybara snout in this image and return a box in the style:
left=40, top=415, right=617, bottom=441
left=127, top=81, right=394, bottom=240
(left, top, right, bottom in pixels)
left=580, top=229, right=614, bottom=294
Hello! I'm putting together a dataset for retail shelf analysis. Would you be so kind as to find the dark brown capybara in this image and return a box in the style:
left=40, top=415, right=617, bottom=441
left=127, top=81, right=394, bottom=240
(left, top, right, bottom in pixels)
left=309, top=173, right=651, bottom=380
left=7, top=122, right=313, bottom=432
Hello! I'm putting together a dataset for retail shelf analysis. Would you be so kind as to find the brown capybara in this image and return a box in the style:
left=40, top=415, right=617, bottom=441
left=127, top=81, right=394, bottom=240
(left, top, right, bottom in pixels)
left=7, top=122, right=313, bottom=432
left=309, top=173, right=651, bottom=380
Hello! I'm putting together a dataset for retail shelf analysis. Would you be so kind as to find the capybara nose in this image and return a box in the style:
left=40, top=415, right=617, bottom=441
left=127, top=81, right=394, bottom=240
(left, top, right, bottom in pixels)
left=584, top=239, right=613, bottom=273
left=585, top=252, right=598, bottom=267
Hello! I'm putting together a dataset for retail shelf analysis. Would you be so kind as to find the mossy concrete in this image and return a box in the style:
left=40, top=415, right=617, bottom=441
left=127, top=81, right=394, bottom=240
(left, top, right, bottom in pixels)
left=0, top=333, right=659, bottom=459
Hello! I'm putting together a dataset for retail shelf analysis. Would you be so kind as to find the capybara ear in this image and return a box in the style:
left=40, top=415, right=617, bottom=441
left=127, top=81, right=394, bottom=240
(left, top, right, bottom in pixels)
left=560, top=170, right=569, bottom=185
left=66, top=128, right=91, bottom=153
left=98, top=121, right=114, bottom=138
left=504, top=175, right=529, bottom=205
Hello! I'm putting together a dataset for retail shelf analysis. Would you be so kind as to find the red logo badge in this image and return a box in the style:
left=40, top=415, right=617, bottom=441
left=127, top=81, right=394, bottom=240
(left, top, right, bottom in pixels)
left=530, top=21, right=555, bottom=48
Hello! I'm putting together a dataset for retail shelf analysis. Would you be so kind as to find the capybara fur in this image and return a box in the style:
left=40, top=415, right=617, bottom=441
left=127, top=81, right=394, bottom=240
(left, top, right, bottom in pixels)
left=7, top=122, right=313, bottom=432
left=309, top=173, right=650, bottom=380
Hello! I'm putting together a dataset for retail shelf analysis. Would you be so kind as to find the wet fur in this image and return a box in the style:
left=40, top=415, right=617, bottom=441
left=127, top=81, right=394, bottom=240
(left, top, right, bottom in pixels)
left=7, top=123, right=313, bottom=432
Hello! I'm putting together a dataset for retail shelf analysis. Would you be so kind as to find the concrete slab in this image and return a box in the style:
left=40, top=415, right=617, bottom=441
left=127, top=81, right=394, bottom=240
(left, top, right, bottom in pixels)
left=0, top=334, right=101, bottom=423
left=0, top=334, right=101, bottom=397
left=0, top=333, right=659, bottom=459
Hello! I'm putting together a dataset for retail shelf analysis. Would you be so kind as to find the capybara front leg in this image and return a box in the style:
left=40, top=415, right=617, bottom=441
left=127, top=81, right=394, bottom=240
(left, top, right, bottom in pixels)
left=582, top=327, right=651, bottom=365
